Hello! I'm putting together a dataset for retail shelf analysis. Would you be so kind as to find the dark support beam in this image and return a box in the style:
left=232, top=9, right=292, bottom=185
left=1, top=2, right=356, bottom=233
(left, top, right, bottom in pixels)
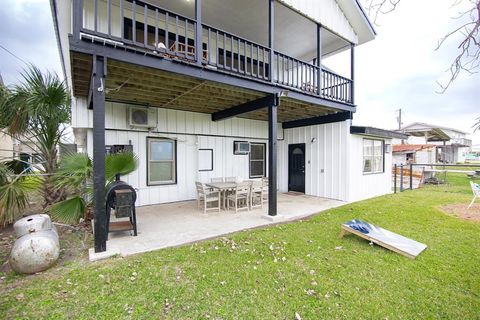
left=72, top=0, right=83, bottom=40
left=92, top=55, right=107, bottom=253
left=212, top=94, right=277, bottom=121
left=282, top=111, right=352, bottom=129
left=268, top=0, right=274, bottom=82
left=268, top=98, right=279, bottom=216
left=195, top=0, right=202, bottom=65
left=350, top=44, right=355, bottom=104
left=317, top=24, right=322, bottom=96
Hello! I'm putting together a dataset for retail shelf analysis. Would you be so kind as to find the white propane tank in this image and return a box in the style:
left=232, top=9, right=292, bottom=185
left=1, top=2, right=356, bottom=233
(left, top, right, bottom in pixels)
left=9, top=214, right=60, bottom=274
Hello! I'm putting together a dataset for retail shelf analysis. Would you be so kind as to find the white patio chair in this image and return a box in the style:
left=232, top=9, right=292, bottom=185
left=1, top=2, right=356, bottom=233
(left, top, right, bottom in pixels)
left=261, top=177, right=269, bottom=204
left=227, top=182, right=250, bottom=213
left=195, top=181, right=221, bottom=213
left=225, top=177, right=236, bottom=182
left=468, top=181, right=480, bottom=209
left=250, top=180, right=264, bottom=210
left=211, top=177, right=224, bottom=183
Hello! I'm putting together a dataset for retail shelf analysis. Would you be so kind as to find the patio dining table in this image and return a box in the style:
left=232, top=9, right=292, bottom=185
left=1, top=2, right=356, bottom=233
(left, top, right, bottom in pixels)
left=205, top=182, right=239, bottom=209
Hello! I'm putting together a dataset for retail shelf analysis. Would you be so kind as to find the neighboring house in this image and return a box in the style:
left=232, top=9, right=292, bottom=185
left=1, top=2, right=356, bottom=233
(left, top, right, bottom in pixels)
left=395, top=122, right=472, bottom=164
left=51, top=0, right=406, bottom=252
left=392, top=144, right=436, bottom=165
left=0, top=130, right=13, bottom=161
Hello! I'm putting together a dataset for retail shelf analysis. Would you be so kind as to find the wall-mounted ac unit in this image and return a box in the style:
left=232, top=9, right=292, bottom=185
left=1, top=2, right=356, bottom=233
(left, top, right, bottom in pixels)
left=129, top=106, right=157, bottom=128
left=234, top=141, right=250, bottom=155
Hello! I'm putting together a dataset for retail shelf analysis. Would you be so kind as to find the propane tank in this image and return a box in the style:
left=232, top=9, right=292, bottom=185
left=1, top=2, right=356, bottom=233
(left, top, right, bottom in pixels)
left=9, top=214, right=60, bottom=274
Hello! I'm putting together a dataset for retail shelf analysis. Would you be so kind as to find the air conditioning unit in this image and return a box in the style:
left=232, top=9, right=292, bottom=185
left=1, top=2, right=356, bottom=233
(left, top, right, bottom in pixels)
left=129, top=106, right=157, bottom=128
left=234, top=141, right=250, bottom=155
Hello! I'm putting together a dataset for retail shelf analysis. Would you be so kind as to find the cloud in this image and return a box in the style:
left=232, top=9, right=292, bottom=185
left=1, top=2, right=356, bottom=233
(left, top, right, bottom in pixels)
left=0, top=0, right=62, bottom=85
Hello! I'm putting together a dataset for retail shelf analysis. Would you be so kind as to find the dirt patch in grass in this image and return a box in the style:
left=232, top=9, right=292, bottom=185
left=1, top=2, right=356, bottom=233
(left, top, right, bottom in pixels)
left=439, top=204, right=480, bottom=222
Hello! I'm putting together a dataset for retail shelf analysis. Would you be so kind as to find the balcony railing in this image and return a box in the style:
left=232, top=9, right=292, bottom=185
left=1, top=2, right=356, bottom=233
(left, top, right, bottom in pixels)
left=76, top=0, right=353, bottom=104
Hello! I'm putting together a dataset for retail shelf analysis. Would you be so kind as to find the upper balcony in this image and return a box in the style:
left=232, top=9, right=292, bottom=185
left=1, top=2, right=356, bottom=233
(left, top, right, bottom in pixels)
left=65, top=0, right=368, bottom=122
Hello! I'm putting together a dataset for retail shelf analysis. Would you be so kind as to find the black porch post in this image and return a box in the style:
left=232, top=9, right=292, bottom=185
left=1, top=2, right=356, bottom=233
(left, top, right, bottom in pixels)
left=268, top=0, right=274, bottom=82
left=195, top=0, right=202, bottom=65
left=268, top=94, right=279, bottom=216
left=317, top=24, right=322, bottom=96
left=72, top=0, right=83, bottom=40
left=92, top=55, right=107, bottom=253
left=350, top=43, right=355, bottom=104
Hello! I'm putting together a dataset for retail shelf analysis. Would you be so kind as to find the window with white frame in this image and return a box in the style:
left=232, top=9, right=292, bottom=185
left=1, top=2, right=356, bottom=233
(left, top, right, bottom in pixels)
left=147, top=138, right=176, bottom=185
left=249, top=143, right=266, bottom=178
left=363, top=139, right=384, bottom=173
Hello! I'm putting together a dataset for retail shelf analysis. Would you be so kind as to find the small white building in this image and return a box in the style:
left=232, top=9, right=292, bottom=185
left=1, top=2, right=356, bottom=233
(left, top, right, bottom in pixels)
left=392, top=144, right=436, bottom=166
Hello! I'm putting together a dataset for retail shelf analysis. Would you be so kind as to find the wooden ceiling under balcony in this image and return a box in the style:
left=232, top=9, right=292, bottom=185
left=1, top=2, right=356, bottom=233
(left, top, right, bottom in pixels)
left=71, top=52, right=337, bottom=123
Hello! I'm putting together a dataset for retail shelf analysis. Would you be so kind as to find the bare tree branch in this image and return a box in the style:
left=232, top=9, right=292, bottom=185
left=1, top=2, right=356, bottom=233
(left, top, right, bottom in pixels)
left=435, top=0, right=480, bottom=92
left=363, top=0, right=401, bottom=25
left=361, top=0, right=480, bottom=93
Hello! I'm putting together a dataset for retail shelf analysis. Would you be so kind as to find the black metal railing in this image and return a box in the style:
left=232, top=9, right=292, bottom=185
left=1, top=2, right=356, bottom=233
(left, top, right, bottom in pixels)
left=322, top=68, right=352, bottom=104
left=75, top=0, right=353, bottom=104
left=202, top=24, right=271, bottom=81
left=273, top=52, right=319, bottom=94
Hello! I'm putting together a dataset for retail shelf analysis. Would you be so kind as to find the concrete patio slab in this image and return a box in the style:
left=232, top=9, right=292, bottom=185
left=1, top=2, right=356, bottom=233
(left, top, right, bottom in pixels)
left=100, top=193, right=345, bottom=258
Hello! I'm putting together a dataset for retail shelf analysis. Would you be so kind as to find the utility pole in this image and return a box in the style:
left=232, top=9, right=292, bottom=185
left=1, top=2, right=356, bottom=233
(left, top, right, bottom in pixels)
left=396, top=108, right=404, bottom=144
left=396, top=108, right=402, bottom=130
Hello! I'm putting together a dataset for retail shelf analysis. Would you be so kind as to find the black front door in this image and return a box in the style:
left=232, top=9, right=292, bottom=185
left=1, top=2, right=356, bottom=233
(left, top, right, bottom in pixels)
left=288, top=143, right=305, bottom=193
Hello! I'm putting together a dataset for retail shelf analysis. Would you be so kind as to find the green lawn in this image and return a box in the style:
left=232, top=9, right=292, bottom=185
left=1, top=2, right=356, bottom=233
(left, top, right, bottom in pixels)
left=1, top=176, right=479, bottom=319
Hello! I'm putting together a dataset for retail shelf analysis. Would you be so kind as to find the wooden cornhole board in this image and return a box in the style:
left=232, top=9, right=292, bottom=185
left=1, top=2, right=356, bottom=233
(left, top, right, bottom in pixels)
left=340, top=219, right=427, bottom=259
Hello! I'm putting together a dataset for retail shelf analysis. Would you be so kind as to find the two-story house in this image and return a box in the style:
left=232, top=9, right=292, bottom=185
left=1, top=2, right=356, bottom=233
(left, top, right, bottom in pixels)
left=50, top=0, right=406, bottom=253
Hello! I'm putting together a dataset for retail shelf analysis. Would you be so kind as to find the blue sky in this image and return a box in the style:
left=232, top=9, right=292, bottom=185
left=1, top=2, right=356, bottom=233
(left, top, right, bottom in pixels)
left=0, top=0, right=478, bottom=144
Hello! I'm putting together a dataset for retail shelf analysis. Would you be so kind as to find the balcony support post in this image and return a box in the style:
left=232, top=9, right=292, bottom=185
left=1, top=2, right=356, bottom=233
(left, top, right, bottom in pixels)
left=92, top=55, right=107, bottom=253
left=268, top=94, right=279, bottom=216
left=350, top=43, right=355, bottom=104
left=195, top=0, right=202, bottom=65
left=317, top=24, right=322, bottom=96
left=72, top=0, right=83, bottom=40
left=268, top=0, right=275, bottom=82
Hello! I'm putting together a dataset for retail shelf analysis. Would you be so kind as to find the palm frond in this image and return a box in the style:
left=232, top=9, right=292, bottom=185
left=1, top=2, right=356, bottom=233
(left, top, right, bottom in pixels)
left=105, top=152, right=139, bottom=182
left=0, top=176, right=33, bottom=227
left=54, top=153, right=92, bottom=190
left=49, top=196, right=86, bottom=224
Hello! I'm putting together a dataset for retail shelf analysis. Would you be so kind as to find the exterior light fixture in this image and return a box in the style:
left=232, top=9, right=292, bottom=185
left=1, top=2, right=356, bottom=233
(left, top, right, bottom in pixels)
left=385, top=144, right=391, bottom=153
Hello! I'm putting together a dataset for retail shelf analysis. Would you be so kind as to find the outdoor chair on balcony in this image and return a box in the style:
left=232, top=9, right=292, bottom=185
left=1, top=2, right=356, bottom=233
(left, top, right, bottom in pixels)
left=168, top=42, right=208, bottom=61
left=250, top=180, right=264, bottom=210
left=227, top=182, right=251, bottom=213
left=195, top=182, right=221, bottom=213
left=468, top=181, right=480, bottom=209
left=225, top=177, right=236, bottom=182
left=211, top=177, right=224, bottom=183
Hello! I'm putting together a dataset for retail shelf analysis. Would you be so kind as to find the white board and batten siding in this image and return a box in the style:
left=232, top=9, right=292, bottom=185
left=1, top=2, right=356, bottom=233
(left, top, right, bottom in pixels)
left=347, top=134, right=393, bottom=202
left=278, top=120, right=350, bottom=201
left=77, top=100, right=278, bottom=206
left=279, top=121, right=394, bottom=202
left=279, top=0, right=358, bottom=44
left=74, top=98, right=393, bottom=206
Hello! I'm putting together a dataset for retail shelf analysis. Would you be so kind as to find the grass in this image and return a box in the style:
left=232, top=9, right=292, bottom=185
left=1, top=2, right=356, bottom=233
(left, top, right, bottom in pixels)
left=1, top=176, right=479, bottom=319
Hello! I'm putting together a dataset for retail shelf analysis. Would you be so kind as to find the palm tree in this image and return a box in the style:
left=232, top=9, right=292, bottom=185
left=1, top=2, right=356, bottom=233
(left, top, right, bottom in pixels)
left=0, top=65, right=70, bottom=207
left=50, top=152, right=138, bottom=224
